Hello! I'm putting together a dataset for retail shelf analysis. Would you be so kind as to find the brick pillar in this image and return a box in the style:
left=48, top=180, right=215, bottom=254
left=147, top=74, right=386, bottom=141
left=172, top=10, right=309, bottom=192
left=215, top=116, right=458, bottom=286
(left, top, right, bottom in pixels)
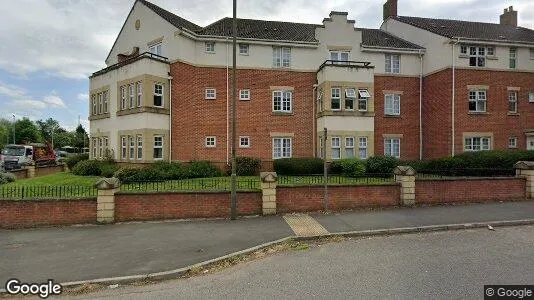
left=260, top=172, right=277, bottom=215
left=94, top=177, right=121, bottom=224
left=26, top=165, right=36, bottom=178
left=515, top=161, right=534, bottom=199
left=393, top=166, right=416, bottom=206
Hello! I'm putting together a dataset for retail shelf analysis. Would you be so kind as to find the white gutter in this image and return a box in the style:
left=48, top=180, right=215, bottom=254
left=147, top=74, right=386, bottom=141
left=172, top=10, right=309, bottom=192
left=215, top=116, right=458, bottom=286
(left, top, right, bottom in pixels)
left=361, top=46, right=426, bottom=54
left=312, top=84, right=318, bottom=157
left=418, top=49, right=423, bottom=160
left=450, top=37, right=534, bottom=47
left=451, top=37, right=460, bottom=157
left=226, top=37, right=230, bottom=164
left=168, top=75, right=173, bottom=162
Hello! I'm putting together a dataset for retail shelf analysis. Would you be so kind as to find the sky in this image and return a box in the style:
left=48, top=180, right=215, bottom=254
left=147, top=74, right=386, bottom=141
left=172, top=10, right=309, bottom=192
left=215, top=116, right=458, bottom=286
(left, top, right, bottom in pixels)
left=0, top=0, right=533, bottom=132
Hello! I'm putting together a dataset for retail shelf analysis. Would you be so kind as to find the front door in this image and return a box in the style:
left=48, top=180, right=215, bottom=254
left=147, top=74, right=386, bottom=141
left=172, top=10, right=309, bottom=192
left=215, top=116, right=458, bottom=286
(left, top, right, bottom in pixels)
left=527, top=136, right=534, bottom=151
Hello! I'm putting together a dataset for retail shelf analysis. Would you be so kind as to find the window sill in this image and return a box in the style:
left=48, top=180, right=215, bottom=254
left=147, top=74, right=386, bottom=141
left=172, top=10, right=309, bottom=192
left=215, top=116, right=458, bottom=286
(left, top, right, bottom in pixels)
left=205, top=98, right=216, bottom=101
left=117, top=106, right=169, bottom=116
left=384, top=114, right=401, bottom=118
left=272, top=112, right=293, bottom=116
left=468, top=111, right=488, bottom=115
left=507, top=112, right=520, bottom=116
left=89, top=113, right=111, bottom=121
left=317, top=111, right=375, bottom=117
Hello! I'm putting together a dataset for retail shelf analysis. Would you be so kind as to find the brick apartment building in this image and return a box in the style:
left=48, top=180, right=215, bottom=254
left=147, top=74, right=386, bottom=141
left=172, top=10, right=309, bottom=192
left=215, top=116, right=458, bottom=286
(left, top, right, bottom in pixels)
left=89, top=0, right=534, bottom=166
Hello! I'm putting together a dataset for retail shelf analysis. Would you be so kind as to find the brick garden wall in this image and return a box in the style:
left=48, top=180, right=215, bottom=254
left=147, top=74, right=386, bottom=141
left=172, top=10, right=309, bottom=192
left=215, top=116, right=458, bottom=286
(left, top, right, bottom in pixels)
left=416, top=177, right=526, bottom=204
left=0, top=199, right=97, bottom=229
left=35, top=165, right=65, bottom=177
left=9, top=169, right=28, bottom=180
left=277, top=184, right=401, bottom=213
left=115, top=191, right=262, bottom=221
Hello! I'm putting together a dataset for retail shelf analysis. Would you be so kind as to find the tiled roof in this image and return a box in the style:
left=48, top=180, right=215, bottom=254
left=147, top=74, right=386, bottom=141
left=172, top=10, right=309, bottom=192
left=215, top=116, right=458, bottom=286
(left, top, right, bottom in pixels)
left=196, top=18, right=319, bottom=43
left=393, top=16, right=534, bottom=44
left=360, top=28, right=424, bottom=50
left=139, top=0, right=201, bottom=32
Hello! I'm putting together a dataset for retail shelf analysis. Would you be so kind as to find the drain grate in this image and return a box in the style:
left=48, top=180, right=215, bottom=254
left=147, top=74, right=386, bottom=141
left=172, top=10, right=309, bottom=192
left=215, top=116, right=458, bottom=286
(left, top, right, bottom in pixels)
left=283, top=214, right=329, bottom=237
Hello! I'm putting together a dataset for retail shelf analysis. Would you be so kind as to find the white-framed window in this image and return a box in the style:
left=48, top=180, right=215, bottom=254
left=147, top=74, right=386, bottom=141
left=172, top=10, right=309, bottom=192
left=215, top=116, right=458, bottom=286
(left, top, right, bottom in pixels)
left=317, top=89, right=323, bottom=113
left=359, top=137, right=368, bottom=159
left=530, top=48, right=534, bottom=60
left=509, top=91, right=518, bottom=113
left=205, top=136, right=216, bottom=148
left=239, top=136, right=250, bottom=148
left=149, top=42, right=162, bottom=56
left=129, top=136, right=135, bottom=160
left=91, top=95, right=97, bottom=115
left=92, top=138, right=97, bottom=158
left=509, top=137, right=518, bottom=149
left=104, top=137, right=109, bottom=156
left=385, top=54, right=400, bottom=73
left=529, top=92, right=534, bottom=103
left=205, top=42, right=215, bottom=53
left=331, top=137, right=341, bottom=159
left=120, top=86, right=126, bottom=110
left=273, top=47, right=291, bottom=68
left=154, top=83, right=163, bottom=107
left=464, top=137, right=491, bottom=151
left=331, top=88, right=341, bottom=111
left=239, top=89, right=250, bottom=101
left=469, top=46, right=486, bottom=67
left=469, top=90, right=487, bottom=112
left=345, top=137, right=354, bottom=158
left=509, top=48, right=517, bottom=69
left=103, top=91, right=108, bottom=114
left=99, top=137, right=103, bottom=159
left=460, top=45, right=468, bottom=54
left=385, top=94, right=401, bottom=116
left=330, top=51, right=349, bottom=62
left=358, top=89, right=370, bottom=111
left=384, top=138, right=400, bottom=158
left=239, top=44, right=249, bottom=55
left=487, top=47, right=494, bottom=56
left=136, top=82, right=142, bottom=107
left=97, top=92, right=103, bottom=114
left=205, top=88, right=216, bottom=100
left=272, top=90, right=292, bottom=113
left=121, top=136, right=127, bottom=160
left=128, top=83, right=135, bottom=109
left=153, top=135, right=163, bottom=159
left=272, top=137, right=292, bottom=159
left=345, top=88, right=355, bottom=110
left=137, top=135, right=143, bottom=160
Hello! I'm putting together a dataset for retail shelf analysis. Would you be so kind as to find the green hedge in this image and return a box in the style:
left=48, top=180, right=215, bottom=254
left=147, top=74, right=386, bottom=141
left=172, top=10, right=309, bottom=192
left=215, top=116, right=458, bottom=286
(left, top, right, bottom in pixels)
left=365, top=156, right=400, bottom=174
left=0, top=172, right=16, bottom=184
left=233, top=157, right=262, bottom=176
left=330, top=159, right=366, bottom=177
left=114, top=161, right=222, bottom=182
left=71, top=160, right=118, bottom=177
left=65, top=153, right=89, bottom=170
left=273, top=158, right=324, bottom=175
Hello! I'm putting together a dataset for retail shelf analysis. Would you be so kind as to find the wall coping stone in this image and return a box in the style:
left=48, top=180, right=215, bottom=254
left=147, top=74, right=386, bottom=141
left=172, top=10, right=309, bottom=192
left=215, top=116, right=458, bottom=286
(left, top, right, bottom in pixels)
left=393, top=166, right=416, bottom=176
left=515, top=161, right=534, bottom=170
left=260, top=172, right=277, bottom=183
left=94, top=177, right=121, bottom=189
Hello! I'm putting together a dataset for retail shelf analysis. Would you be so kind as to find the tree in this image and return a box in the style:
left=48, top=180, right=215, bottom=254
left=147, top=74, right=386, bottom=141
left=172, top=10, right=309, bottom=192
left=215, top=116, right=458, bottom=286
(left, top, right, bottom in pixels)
left=53, top=131, right=76, bottom=149
left=14, top=118, right=43, bottom=144
left=74, top=124, right=89, bottom=150
left=36, top=118, right=62, bottom=143
left=0, top=119, right=12, bottom=149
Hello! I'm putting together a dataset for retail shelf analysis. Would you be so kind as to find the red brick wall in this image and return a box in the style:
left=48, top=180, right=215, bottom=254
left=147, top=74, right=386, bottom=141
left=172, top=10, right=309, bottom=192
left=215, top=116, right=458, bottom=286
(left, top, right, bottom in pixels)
left=0, top=199, right=96, bottom=229
left=423, top=69, right=453, bottom=159
left=374, top=75, right=421, bottom=160
left=170, top=61, right=316, bottom=163
left=277, top=184, right=400, bottom=213
left=416, top=177, right=526, bottom=204
left=115, top=191, right=262, bottom=221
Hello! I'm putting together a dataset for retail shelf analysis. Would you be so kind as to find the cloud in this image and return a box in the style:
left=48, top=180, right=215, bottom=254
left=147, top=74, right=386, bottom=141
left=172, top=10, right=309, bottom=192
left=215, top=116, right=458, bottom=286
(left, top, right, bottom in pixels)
left=43, top=95, right=66, bottom=108
left=77, top=93, right=89, bottom=101
left=0, top=81, right=26, bottom=98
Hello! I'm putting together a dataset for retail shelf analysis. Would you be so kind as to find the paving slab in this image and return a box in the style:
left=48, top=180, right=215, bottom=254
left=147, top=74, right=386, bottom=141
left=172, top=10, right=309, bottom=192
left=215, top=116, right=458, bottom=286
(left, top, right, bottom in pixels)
left=0, top=216, right=293, bottom=284
left=312, top=201, right=534, bottom=232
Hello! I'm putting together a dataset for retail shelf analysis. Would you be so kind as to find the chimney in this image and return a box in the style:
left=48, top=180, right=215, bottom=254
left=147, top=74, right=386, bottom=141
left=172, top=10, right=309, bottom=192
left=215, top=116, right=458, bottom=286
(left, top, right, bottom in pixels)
left=383, top=0, right=398, bottom=21
left=500, top=6, right=517, bottom=27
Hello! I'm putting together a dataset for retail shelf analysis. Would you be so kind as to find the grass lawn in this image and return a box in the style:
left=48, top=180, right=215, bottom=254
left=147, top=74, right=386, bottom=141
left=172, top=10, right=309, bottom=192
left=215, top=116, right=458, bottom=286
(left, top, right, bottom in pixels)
left=0, top=172, right=394, bottom=199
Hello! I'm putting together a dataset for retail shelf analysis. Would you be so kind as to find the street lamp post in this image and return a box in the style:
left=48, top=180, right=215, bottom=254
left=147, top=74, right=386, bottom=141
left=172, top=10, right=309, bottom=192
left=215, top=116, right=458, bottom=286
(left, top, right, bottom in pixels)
left=230, top=0, right=237, bottom=220
left=12, top=114, right=15, bottom=144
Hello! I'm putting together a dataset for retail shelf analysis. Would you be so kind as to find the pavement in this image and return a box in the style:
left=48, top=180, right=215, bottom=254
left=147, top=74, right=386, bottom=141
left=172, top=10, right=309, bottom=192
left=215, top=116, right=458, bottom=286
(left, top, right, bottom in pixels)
left=1, top=200, right=533, bottom=288
left=65, top=225, right=534, bottom=299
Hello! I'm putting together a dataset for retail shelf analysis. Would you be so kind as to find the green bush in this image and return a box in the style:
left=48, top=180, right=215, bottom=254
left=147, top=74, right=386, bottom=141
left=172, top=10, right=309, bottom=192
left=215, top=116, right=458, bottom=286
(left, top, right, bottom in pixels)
left=115, top=161, right=221, bottom=182
left=330, top=159, right=366, bottom=177
left=365, top=156, right=400, bottom=174
left=273, top=158, right=324, bottom=175
left=185, top=160, right=222, bottom=178
left=0, top=172, right=16, bottom=184
left=234, top=157, right=262, bottom=176
left=65, top=153, right=89, bottom=170
left=100, top=163, right=119, bottom=178
left=151, top=161, right=186, bottom=180
left=72, top=160, right=104, bottom=176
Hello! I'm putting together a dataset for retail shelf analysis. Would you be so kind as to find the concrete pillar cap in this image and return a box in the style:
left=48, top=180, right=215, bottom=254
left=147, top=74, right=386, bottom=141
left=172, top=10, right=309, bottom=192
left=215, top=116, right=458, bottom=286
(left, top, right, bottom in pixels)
left=260, top=172, right=278, bottom=183
left=514, top=161, right=534, bottom=170
left=94, top=177, right=121, bottom=189
left=393, top=166, right=416, bottom=176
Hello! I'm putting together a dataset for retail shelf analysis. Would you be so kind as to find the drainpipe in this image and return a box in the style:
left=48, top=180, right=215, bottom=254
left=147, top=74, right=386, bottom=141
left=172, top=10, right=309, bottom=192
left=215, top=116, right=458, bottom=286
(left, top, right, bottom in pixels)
left=313, top=84, right=318, bottom=157
left=451, top=37, right=460, bottom=156
left=168, top=75, right=173, bottom=162
left=226, top=37, right=230, bottom=164
left=418, top=49, right=423, bottom=161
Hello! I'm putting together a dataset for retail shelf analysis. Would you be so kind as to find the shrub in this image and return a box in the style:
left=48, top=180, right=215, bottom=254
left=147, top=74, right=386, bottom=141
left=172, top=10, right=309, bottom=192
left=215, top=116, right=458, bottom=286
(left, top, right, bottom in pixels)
left=234, top=157, right=262, bottom=176
left=151, top=161, right=186, bottom=180
left=0, top=172, right=16, bottom=184
left=330, top=159, right=366, bottom=177
left=65, top=153, right=89, bottom=170
left=100, top=163, right=119, bottom=178
left=365, top=156, right=401, bottom=174
left=274, top=158, right=324, bottom=175
left=71, top=160, right=104, bottom=176
left=185, top=160, right=222, bottom=178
